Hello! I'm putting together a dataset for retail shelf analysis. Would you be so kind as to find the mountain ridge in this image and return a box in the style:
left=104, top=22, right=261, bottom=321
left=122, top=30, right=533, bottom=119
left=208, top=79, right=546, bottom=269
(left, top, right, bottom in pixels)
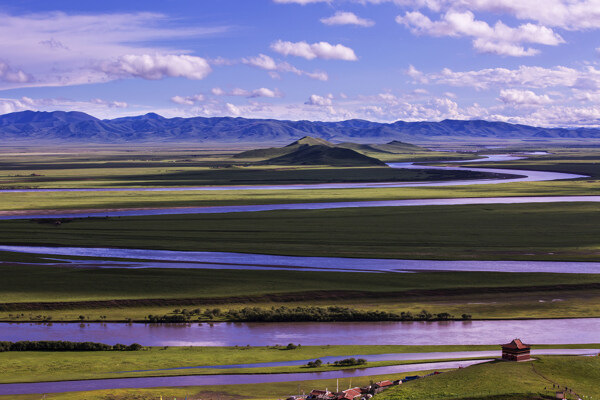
left=1, top=110, right=600, bottom=143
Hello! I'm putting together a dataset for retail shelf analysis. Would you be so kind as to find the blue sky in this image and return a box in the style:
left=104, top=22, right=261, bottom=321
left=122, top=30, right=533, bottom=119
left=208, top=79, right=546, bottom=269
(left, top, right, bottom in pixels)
left=2, top=0, right=600, bottom=126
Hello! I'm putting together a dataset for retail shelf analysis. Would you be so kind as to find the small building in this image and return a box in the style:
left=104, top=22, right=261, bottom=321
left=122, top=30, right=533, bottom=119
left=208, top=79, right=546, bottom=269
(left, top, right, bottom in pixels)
left=335, top=388, right=362, bottom=400
left=501, top=338, right=531, bottom=361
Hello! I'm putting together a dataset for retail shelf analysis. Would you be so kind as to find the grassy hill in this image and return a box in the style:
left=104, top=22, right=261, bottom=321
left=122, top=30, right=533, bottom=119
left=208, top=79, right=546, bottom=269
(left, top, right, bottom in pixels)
left=267, top=144, right=386, bottom=166
left=233, top=136, right=386, bottom=166
left=378, top=356, right=600, bottom=399
left=232, top=136, right=335, bottom=159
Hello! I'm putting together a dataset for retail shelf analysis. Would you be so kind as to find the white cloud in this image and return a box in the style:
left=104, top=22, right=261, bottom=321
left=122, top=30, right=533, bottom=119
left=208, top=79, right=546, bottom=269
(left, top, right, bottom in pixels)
left=210, top=87, right=282, bottom=98
left=242, top=54, right=328, bottom=80
left=249, top=88, right=281, bottom=98
left=384, top=0, right=600, bottom=31
left=90, top=98, right=128, bottom=108
left=100, top=54, right=212, bottom=81
left=242, top=54, right=278, bottom=70
left=0, top=61, right=32, bottom=83
left=273, top=0, right=331, bottom=4
left=408, top=65, right=600, bottom=90
left=396, top=10, right=563, bottom=56
left=171, top=94, right=205, bottom=105
left=305, top=94, right=334, bottom=106
left=271, top=40, right=358, bottom=61
left=225, top=103, right=241, bottom=116
left=320, top=11, right=375, bottom=27
left=471, top=39, right=538, bottom=57
left=498, top=89, right=552, bottom=105
left=0, top=11, right=227, bottom=89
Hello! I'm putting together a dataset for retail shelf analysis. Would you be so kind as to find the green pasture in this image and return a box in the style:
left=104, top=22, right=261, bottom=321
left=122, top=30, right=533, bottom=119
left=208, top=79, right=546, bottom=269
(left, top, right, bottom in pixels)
left=2, top=355, right=599, bottom=400
left=1, top=345, right=598, bottom=384
left=0, top=370, right=439, bottom=400
left=381, top=355, right=600, bottom=399
left=1, top=263, right=600, bottom=320
left=1, top=203, right=599, bottom=261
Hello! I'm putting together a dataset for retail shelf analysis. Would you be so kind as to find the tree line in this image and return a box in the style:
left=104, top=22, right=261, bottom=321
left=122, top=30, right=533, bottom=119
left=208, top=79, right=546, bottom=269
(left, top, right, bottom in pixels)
left=148, top=306, right=472, bottom=322
left=0, top=341, right=143, bottom=352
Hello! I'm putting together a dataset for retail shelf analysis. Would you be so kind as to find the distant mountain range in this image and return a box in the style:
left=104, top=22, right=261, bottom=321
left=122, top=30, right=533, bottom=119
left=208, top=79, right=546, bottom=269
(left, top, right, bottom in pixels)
left=1, top=110, right=600, bottom=144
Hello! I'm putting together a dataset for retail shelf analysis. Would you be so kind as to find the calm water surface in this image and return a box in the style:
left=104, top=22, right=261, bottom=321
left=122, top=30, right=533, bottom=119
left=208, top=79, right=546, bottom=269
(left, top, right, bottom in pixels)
left=1, top=319, right=599, bottom=346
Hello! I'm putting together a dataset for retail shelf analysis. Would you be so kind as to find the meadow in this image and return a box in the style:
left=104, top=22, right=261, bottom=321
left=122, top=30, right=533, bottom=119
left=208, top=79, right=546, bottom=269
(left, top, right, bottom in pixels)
left=1, top=265, right=600, bottom=321
left=1, top=344, right=597, bottom=384
left=1, top=355, right=598, bottom=400
left=1, top=202, right=599, bottom=261
left=381, top=356, right=600, bottom=400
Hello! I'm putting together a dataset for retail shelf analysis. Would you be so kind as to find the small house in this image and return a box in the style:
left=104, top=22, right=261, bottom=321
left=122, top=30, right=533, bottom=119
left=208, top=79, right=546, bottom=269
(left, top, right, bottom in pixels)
left=501, top=338, right=531, bottom=361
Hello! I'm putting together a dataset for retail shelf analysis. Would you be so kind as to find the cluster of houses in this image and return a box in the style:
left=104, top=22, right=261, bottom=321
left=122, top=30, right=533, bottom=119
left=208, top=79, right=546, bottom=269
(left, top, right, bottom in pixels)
left=304, top=379, right=396, bottom=400
left=286, top=374, right=441, bottom=400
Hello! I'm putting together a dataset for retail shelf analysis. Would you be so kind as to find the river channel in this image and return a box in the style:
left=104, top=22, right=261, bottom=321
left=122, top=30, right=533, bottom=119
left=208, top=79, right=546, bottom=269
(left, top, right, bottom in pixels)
left=1, top=319, right=599, bottom=346
left=3, top=245, right=600, bottom=273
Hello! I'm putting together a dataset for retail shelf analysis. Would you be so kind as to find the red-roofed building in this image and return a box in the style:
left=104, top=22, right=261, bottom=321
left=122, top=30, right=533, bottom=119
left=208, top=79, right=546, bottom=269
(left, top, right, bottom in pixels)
left=335, top=388, right=362, bottom=400
left=501, top=339, right=531, bottom=361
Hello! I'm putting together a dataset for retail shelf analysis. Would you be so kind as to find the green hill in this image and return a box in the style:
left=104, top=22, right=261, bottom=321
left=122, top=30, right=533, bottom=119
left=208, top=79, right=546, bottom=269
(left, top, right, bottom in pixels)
left=232, top=136, right=334, bottom=160
left=378, top=356, right=600, bottom=399
left=233, top=136, right=386, bottom=166
left=267, top=144, right=386, bottom=166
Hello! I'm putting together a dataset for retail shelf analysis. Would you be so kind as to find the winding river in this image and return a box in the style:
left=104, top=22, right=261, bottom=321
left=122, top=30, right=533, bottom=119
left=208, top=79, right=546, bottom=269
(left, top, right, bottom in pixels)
left=1, top=152, right=598, bottom=395
left=0, top=154, right=586, bottom=195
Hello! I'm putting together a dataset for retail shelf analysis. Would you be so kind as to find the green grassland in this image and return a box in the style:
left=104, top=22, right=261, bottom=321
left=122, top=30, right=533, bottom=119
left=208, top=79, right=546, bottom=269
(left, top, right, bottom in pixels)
left=380, top=356, right=600, bottom=399
left=0, top=143, right=481, bottom=189
left=1, top=355, right=599, bottom=400
left=0, top=147, right=599, bottom=214
left=1, top=203, right=599, bottom=261
left=2, top=265, right=600, bottom=321
left=1, top=345, right=597, bottom=384
left=1, top=177, right=599, bottom=214
left=2, top=202, right=600, bottom=320
left=0, top=370, right=437, bottom=400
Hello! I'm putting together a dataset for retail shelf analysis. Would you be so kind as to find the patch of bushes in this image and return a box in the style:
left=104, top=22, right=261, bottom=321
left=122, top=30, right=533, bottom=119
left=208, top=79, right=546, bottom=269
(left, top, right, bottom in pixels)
left=333, top=357, right=367, bottom=366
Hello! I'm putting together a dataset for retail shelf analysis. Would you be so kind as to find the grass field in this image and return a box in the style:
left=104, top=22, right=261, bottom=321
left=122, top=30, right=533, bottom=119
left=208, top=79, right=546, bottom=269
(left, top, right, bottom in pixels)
left=0, top=370, right=439, bottom=400
left=0, top=145, right=482, bottom=189
left=1, top=345, right=597, bottom=384
left=381, top=355, right=600, bottom=399
left=0, top=147, right=599, bottom=214
left=1, top=265, right=600, bottom=321
left=1, top=355, right=598, bottom=400
left=1, top=203, right=599, bottom=261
